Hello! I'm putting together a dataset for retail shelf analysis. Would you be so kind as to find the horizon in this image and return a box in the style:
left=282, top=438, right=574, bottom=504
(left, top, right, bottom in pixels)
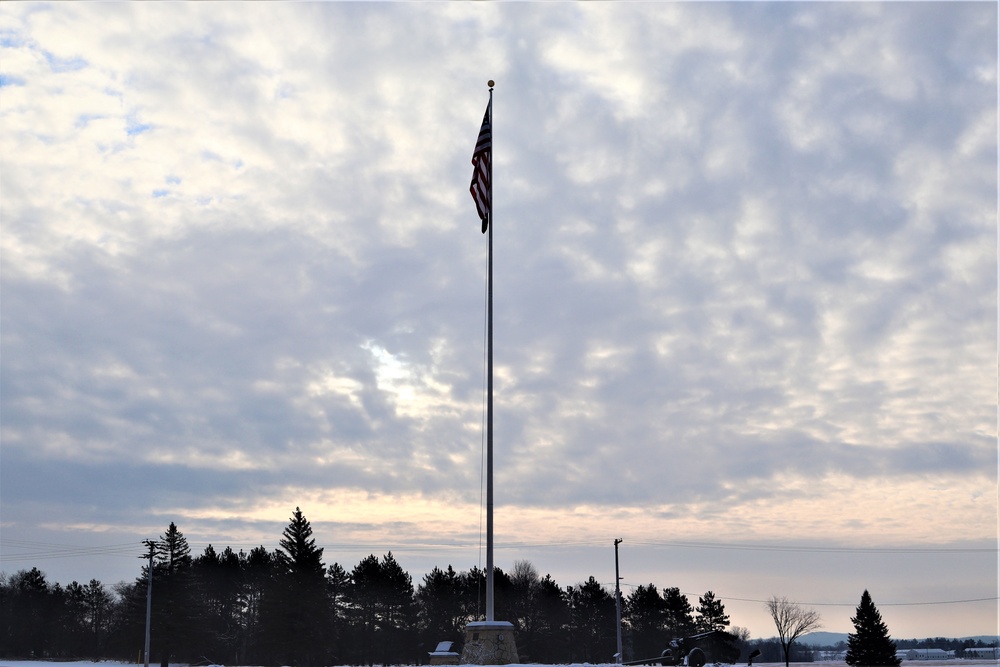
left=3, top=552, right=998, bottom=644
left=3, top=526, right=996, bottom=640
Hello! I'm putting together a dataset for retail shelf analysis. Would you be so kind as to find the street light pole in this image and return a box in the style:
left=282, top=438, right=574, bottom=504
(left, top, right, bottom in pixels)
left=615, top=538, right=624, bottom=664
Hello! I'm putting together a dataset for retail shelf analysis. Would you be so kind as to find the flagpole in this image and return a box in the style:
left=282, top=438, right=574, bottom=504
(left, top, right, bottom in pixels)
left=485, top=80, right=495, bottom=624
left=462, top=78, right=517, bottom=665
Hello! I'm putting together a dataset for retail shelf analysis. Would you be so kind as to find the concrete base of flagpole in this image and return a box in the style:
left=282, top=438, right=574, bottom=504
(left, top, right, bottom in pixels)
left=461, top=621, right=518, bottom=665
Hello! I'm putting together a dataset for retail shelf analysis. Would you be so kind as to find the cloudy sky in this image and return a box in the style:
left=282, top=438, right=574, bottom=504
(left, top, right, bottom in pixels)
left=1, top=2, right=996, bottom=641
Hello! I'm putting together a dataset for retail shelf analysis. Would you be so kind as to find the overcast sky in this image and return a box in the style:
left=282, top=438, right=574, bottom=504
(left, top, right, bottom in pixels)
left=1, top=2, right=996, bottom=641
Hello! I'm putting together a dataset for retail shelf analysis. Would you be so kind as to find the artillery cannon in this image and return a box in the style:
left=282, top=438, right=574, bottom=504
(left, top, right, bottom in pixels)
left=623, top=630, right=741, bottom=667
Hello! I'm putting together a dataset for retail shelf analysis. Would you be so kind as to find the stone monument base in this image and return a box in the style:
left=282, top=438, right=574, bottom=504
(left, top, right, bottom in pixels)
left=429, top=640, right=461, bottom=665
left=461, top=620, right=518, bottom=665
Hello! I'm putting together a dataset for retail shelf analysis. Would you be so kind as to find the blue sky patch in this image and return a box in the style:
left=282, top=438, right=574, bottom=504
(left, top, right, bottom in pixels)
left=125, top=112, right=152, bottom=136
left=0, top=73, right=26, bottom=87
left=0, top=32, right=28, bottom=49
left=44, top=50, right=87, bottom=73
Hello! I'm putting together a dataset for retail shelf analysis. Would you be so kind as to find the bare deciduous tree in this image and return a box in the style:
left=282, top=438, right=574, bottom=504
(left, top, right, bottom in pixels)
left=765, top=596, right=822, bottom=667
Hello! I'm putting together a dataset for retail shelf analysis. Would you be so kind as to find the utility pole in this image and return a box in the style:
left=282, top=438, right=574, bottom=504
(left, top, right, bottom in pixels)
left=615, top=538, right=624, bottom=664
left=141, top=539, right=156, bottom=667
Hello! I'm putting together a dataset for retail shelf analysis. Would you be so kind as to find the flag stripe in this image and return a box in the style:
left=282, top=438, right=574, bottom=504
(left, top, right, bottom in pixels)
left=470, top=101, right=491, bottom=232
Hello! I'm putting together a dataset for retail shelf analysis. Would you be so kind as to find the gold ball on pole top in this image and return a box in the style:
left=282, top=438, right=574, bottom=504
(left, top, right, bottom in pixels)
left=488, top=80, right=495, bottom=88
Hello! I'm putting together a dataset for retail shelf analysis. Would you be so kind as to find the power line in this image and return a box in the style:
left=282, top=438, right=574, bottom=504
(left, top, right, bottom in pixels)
left=609, top=582, right=998, bottom=609
left=0, top=539, right=140, bottom=561
left=693, top=593, right=1000, bottom=608
left=3, top=538, right=993, bottom=611
left=3, top=536, right=993, bottom=562
left=624, top=539, right=996, bottom=554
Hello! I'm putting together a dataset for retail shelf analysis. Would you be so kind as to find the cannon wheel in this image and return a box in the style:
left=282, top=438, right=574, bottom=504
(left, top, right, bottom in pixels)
left=686, top=647, right=706, bottom=667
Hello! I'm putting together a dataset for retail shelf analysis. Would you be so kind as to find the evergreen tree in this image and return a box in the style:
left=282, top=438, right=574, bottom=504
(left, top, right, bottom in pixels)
left=153, top=522, right=197, bottom=667
left=533, top=574, right=570, bottom=663
left=278, top=507, right=326, bottom=575
left=350, top=553, right=383, bottom=663
left=193, top=544, right=243, bottom=663
left=349, top=552, right=417, bottom=665
left=379, top=552, right=418, bottom=663
left=82, top=579, right=115, bottom=657
left=662, top=587, right=696, bottom=640
left=61, top=580, right=106, bottom=658
left=625, top=583, right=666, bottom=660
left=566, top=576, right=617, bottom=663
left=458, top=566, right=487, bottom=622
left=326, top=562, right=351, bottom=663
left=695, top=590, right=730, bottom=632
left=416, top=565, right=465, bottom=649
left=238, top=546, right=276, bottom=663
left=3, top=567, right=55, bottom=657
left=57, top=581, right=88, bottom=657
left=845, top=590, right=900, bottom=667
left=260, top=508, right=330, bottom=666
left=491, top=565, right=515, bottom=626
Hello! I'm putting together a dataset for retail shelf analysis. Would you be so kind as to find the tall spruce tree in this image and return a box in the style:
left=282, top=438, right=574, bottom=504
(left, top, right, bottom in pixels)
left=153, top=522, right=197, bottom=666
left=845, top=590, right=900, bottom=667
left=260, top=508, right=330, bottom=666
left=695, top=590, right=730, bottom=632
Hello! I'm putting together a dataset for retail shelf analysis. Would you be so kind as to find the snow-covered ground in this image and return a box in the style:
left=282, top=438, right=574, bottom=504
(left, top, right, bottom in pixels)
left=2, top=660, right=998, bottom=667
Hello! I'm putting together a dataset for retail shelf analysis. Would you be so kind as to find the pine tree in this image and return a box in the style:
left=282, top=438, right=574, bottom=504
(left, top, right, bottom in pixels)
left=278, top=507, right=325, bottom=576
left=349, top=552, right=417, bottom=665
left=625, top=583, right=666, bottom=660
left=239, top=546, right=275, bottom=662
left=416, top=565, right=463, bottom=645
left=845, top=590, right=900, bottom=667
left=534, top=574, right=570, bottom=663
left=193, top=544, right=242, bottom=662
left=153, top=522, right=197, bottom=666
left=662, top=587, right=696, bottom=640
left=566, top=576, right=616, bottom=663
left=4, top=568, right=53, bottom=657
left=260, top=508, right=330, bottom=666
left=695, top=590, right=730, bottom=632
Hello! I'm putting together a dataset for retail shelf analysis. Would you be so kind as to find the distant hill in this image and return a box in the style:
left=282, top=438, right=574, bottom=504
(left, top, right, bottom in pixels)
left=797, top=632, right=1000, bottom=647
left=955, top=636, right=1000, bottom=645
left=799, top=632, right=849, bottom=646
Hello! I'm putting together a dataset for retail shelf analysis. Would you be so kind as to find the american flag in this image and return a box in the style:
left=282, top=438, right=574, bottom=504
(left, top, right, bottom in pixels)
left=470, top=101, right=491, bottom=233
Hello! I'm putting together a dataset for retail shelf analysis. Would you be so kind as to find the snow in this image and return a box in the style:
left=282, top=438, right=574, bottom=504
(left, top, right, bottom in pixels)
left=1, top=661, right=998, bottom=667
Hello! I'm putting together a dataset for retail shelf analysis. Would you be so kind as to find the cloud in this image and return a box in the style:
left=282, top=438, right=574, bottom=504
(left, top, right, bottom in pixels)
left=0, top=1, right=995, bottom=638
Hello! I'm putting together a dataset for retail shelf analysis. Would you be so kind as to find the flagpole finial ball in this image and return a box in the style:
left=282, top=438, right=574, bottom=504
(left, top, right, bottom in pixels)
left=488, top=80, right=495, bottom=88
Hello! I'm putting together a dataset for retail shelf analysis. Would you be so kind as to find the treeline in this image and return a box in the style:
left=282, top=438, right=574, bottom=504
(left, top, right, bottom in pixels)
left=0, top=508, right=746, bottom=666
